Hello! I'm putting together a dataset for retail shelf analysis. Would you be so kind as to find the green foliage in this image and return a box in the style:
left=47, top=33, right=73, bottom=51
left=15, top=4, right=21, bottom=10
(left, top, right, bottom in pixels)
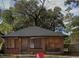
left=0, top=10, right=14, bottom=35
left=67, top=16, right=79, bottom=43
left=0, top=22, right=13, bottom=34
left=64, top=7, right=79, bottom=44
left=0, top=38, right=4, bottom=50
left=0, top=0, right=65, bottom=33
left=64, top=37, right=71, bottom=44
left=71, top=16, right=79, bottom=28
left=11, top=0, right=40, bottom=30
left=65, top=0, right=79, bottom=6
left=10, top=0, right=65, bottom=31
left=1, top=10, right=14, bottom=25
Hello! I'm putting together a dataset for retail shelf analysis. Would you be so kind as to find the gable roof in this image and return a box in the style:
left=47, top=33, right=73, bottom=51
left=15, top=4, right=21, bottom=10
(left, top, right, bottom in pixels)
left=4, top=26, right=66, bottom=37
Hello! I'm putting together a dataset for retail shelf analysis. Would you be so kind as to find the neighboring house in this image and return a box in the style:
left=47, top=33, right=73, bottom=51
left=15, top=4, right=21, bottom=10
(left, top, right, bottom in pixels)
left=2, top=26, right=66, bottom=54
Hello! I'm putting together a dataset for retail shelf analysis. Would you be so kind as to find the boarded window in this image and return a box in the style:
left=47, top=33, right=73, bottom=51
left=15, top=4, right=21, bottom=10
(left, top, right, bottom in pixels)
left=5, top=39, right=15, bottom=48
left=21, top=39, right=28, bottom=49
left=30, top=39, right=41, bottom=49
left=46, top=38, right=63, bottom=52
left=30, top=40, right=34, bottom=48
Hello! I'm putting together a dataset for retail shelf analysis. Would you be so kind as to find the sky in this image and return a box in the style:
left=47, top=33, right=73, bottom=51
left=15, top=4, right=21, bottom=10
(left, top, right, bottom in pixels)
left=0, top=0, right=79, bottom=16
left=45, top=0, right=79, bottom=16
left=0, top=0, right=15, bottom=9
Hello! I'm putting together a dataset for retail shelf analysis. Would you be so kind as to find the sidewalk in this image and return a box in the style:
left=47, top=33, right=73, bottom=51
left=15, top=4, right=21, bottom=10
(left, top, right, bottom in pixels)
left=1, top=54, right=79, bottom=58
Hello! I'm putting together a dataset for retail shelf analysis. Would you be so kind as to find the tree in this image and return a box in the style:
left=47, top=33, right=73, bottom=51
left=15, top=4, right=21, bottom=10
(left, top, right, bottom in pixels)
left=0, top=22, right=13, bottom=35
left=14, top=0, right=46, bottom=26
left=65, top=0, right=79, bottom=7
left=65, top=7, right=74, bottom=31
left=66, top=16, right=79, bottom=43
left=10, top=0, right=47, bottom=30
left=12, top=0, right=65, bottom=31
left=64, top=6, right=74, bottom=43
left=1, top=10, right=14, bottom=25
left=51, top=7, right=65, bottom=31
left=1, top=0, right=65, bottom=33
left=0, top=38, right=4, bottom=51
left=0, top=10, right=14, bottom=35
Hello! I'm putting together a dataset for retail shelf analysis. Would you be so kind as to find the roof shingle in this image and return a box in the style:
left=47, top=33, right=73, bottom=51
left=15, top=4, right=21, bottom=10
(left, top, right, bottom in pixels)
left=4, top=26, right=66, bottom=37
